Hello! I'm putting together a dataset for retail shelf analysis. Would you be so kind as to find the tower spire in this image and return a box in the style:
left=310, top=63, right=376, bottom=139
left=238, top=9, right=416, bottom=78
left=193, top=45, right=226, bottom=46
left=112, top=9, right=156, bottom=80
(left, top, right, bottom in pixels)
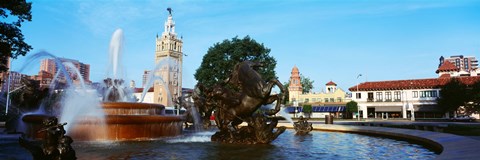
left=164, top=8, right=175, bottom=34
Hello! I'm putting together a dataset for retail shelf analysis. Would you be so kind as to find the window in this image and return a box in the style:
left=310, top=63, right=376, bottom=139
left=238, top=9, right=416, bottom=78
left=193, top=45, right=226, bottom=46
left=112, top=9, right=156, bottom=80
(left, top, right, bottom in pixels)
left=455, top=59, right=460, bottom=68
left=367, top=92, right=374, bottom=102
left=324, top=98, right=329, bottom=102
left=464, top=58, right=469, bottom=71
left=385, top=92, right=392, bottom=101
left=419, top=90, right=438, bottom=98
left=376, top=92, right=383, bottom=102
left=413, top=91, right=418, bottom=98
left=394, top=91, right=401, bottom=101
left=330, top=98, right=335, bottom=102
left=356, top=93, right=361, bottom=99
left=337, top=97, right=342, bottom=102
left=311, top=98, right=316, bottom=102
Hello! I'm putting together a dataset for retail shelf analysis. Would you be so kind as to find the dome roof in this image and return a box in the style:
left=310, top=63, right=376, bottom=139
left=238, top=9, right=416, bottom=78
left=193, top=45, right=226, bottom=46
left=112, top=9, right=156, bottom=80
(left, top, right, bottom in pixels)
left=292, top=65, right=299, bottom=73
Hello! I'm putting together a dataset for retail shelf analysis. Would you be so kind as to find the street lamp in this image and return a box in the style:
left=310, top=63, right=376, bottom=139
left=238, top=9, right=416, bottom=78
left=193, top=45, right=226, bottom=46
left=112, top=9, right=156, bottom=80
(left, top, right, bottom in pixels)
left=5, top=58, right=12, bottom=115
left=356, top=74, right=362, bottom=121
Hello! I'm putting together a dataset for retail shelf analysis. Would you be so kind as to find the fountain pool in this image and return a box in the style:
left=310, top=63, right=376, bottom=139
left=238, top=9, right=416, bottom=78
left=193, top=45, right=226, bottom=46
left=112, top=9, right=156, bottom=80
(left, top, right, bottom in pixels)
left=64, top=130, right=437, bottom=159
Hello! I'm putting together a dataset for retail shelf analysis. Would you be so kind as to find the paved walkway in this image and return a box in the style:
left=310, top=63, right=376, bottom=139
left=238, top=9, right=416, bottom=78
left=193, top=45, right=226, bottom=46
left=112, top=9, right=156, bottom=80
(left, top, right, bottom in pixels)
left=281, top=121, right=480, bottom=160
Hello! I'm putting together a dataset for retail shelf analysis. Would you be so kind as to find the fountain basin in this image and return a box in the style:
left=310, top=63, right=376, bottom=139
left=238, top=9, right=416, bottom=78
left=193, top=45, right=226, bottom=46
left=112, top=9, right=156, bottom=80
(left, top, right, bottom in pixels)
left=22, top=102, right=185, bottom=141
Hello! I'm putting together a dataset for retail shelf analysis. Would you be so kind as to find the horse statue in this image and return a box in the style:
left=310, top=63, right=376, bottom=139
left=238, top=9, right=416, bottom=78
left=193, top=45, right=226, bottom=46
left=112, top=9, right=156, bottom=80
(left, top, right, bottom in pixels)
left=226, top=61, right=286, bottom=115
left=207, top=61, right=285, bottom=143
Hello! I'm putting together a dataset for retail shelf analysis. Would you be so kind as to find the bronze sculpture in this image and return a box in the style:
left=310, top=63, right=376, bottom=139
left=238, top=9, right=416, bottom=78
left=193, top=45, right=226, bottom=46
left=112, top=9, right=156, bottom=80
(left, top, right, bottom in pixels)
left=207, top=61, right=287, bottom=144
left=19, top=117, right=76, bottom=160
left=294, top=116, right=313, bottom=135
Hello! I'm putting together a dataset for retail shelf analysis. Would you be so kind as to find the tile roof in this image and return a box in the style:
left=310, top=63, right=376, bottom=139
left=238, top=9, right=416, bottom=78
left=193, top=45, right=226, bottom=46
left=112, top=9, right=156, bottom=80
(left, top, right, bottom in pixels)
left=349, top=76, right=480, bottom=91
left=326, top=81, right=337, bottom=86
left=134, top=87, right=154, bottom=93
left=436, top=61, right=458, bottom=73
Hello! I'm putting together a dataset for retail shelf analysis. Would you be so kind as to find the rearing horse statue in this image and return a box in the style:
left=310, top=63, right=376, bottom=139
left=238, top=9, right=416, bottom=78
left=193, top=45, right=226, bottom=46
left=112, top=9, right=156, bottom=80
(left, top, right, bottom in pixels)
left=212, top=61, right=286, bottom=131
left=227, top=61, right=286, bottom=115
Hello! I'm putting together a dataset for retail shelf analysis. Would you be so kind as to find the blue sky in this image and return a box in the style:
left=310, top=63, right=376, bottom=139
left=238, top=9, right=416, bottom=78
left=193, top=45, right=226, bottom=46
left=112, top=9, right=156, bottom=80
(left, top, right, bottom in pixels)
left=12, top=0, right=480, bottom=92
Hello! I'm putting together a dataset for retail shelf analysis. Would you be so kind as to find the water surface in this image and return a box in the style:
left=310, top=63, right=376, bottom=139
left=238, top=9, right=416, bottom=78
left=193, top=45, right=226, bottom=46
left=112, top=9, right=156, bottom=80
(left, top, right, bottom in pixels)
left=73, top=130, right=436, bottom=160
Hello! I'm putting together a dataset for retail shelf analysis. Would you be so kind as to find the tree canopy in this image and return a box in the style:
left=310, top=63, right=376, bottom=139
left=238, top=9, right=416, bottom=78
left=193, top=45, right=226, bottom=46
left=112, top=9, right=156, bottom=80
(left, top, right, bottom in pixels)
left=0, top=0, right=33, bottom=72
left=300, top=74, right=314, bottom=93
left=464, top=80, right=480, bottom=113
left=346, top=100, right=358, bottom=113
left=194, top=36, right=277, bottom=88
left=438, top=78, right=468, bottom=112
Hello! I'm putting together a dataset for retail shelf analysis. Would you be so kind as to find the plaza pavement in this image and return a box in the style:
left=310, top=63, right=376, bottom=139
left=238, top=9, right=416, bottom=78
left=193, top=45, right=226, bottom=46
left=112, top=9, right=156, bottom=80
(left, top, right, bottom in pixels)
left=279, top=120, right=480, bottom=160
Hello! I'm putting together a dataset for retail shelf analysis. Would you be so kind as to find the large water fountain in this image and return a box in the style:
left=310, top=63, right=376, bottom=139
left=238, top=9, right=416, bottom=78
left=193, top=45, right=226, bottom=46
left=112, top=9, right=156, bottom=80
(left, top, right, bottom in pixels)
left=6, top=26, right=441, bottom=159
left=20, top=29, right=184, bottom=141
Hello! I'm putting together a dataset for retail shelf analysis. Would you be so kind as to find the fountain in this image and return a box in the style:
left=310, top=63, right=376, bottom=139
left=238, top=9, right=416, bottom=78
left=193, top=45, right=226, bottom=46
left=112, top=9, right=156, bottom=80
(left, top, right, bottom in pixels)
left=20, top=29, right=185, bottom=141
left=2, top=11, right=441, bottom=158
left=293, top=116, right=313, bottom=135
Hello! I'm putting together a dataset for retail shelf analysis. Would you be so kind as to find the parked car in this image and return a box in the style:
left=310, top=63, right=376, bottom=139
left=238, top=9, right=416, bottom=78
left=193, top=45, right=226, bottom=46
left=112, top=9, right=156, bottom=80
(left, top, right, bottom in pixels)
left=450, top=115, right=476, bottom=122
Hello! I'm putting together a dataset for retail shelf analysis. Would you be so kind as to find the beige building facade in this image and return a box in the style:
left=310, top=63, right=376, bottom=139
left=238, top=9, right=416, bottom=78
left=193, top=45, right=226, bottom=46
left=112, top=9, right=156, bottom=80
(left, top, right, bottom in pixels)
left=288, top=66, right=348, bottom=106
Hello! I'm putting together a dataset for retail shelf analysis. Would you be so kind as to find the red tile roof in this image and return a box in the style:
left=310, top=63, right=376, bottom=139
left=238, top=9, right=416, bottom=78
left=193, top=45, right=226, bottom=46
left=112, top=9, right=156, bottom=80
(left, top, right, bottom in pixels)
left=349, top=76, right=480, bottom=91
left=326, top=81, right=337, bottom=86
left=134, top=87, right=154, bottom=93
left=436, top=61, right=458, bottom=73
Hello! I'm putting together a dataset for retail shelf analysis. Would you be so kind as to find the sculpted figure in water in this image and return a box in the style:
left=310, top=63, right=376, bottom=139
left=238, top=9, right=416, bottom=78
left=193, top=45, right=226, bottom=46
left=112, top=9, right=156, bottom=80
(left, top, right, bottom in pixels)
left=209, top=61, right=286, bottom=144
left=19, top=117, right=76, bottom=160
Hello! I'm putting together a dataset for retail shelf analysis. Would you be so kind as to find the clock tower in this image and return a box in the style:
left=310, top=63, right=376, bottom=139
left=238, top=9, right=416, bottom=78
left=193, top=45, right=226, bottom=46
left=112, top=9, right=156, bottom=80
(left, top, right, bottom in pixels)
left=288, top=65, right=302, bottom=106
left=154, top=8, right=183, bottom=106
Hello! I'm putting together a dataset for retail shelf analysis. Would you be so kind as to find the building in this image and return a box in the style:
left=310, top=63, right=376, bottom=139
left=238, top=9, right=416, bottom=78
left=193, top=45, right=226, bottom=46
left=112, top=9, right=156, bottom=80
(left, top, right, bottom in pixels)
left=142, top=70, right=151, bottom=88
left=350, top=58, right=480, bottom=120
left=40, top=58, right=91, bottom=85
left=133, top=87, right=154, bottom=103
left=288, top=66, right=302, bottom=106
left=0, top=57, right=10, bottom=92
left=1, top=71, right=28, bottom=93
left=29, top=71, right=54, bottom=89
left=153, top=8, right=183, bottom=106
left=288, top=66, right=349, bottom=105
left=286, top=66, right=349, bottom=118
left=438, top=55, right=479, bottom=77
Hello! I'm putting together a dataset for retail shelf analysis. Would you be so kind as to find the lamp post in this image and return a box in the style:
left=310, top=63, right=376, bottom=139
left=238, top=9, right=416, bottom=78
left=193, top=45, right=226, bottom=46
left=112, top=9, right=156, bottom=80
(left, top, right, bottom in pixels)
left=5, top=58, right=11, bottom=115
left=356, top=74, right=362, bottom=121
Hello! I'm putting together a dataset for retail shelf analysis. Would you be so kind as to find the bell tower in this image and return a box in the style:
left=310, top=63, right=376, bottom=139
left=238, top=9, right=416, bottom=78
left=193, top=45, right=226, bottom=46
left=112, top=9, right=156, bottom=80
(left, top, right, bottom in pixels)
left=288, top=65, right=302, bottom=106
left=154, top=8, right=183, bottom=106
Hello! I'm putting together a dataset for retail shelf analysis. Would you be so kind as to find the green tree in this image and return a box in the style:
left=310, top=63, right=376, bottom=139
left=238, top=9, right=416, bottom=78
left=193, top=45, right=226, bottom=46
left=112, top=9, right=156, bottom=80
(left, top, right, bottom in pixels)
left=302, top=104, right=312, bottom=118
left=282, top=81, right=290, bottom=104
left=465, top=80, right=480, bottom=113
left=194, top=36, right=277, bottom=88
left=300, top=74, right=314, bottom=93
left=438, top=78, right=468, bottom=113
left=346, top=100, right=358, bottom=119
left=0, top=0, right=33, bottom=72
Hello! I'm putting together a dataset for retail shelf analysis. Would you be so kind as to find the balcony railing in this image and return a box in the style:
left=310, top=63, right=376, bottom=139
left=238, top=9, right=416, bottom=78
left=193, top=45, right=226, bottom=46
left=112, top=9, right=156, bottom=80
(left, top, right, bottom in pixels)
left=367, top=98, right=374, bottom=102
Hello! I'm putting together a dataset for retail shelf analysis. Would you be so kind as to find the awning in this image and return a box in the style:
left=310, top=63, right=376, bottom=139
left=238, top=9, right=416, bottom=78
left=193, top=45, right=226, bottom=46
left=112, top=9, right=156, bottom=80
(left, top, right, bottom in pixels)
left=284, top=106, right=345, bottom=113
left=374, top=106, right=402, bottom=112
left=414, top=105, right=442, bottom=112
